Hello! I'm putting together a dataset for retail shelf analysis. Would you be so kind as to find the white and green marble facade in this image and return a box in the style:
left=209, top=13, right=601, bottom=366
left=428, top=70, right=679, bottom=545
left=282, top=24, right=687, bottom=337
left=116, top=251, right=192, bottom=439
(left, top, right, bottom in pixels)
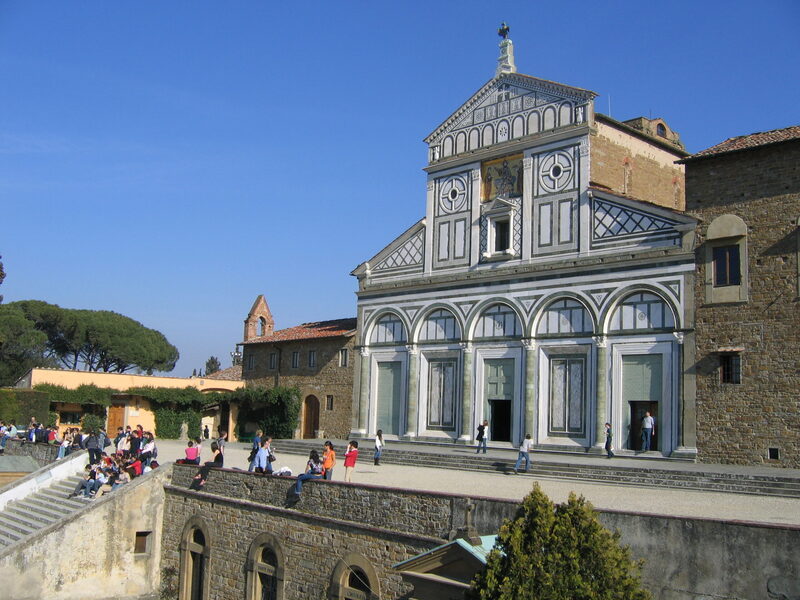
left=351, top=41, right=697, bottom=457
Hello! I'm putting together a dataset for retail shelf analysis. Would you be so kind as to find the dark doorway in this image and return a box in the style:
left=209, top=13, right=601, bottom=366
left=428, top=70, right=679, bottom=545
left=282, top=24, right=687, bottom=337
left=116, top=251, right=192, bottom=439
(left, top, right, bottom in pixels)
left=302, top=395, right=320, bottom=439
left=629, top=401, right=658, bottom=451
left=489, top=399, right=512, bottom=442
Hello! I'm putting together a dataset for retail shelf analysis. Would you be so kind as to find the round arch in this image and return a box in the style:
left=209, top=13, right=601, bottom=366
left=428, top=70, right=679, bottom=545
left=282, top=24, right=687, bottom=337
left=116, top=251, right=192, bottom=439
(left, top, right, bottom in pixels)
left=600, top=285, right=680, bottom=334
left=410, top=304, right=463, bottom=344
left=465, top=297, right=527, bottom=341
left=706, top=214, right=747, bottom=240
left=329, top=552, right=381, bottom=600
left=362, top=309, right=411, bottom=347
left=529, top=292, right=597, bottom=338
left=245, top=532, right=286, bottom=600
left=179, top=516, right=212, bottom=600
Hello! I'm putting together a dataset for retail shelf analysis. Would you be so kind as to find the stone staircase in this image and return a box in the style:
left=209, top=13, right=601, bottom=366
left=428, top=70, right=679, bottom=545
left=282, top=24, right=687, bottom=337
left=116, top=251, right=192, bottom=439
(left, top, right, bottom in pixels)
left=269, top=439, right=800, bottom=499
left=0, top=472, right=87, bottom=550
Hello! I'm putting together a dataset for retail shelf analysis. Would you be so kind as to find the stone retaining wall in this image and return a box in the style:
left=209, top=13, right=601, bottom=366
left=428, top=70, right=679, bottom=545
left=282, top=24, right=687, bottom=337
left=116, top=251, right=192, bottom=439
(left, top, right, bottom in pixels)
left=164, top=465, right=800, bottom=600
left=3, top=438, right=60, bottom=466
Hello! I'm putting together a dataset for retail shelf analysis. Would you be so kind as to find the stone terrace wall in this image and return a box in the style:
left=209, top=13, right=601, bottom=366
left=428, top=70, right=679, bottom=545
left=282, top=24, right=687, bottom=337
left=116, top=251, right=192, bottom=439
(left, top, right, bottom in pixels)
left=165, top=465, right=800, bottom=600
left=4, top=438, right=60, bottom=467
left=686, top=141, right=800, bottom=467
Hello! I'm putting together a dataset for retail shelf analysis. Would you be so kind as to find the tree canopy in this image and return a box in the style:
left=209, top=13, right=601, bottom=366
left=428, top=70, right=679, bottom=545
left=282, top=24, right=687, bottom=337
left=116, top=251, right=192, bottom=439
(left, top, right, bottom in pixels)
left=2, top=300, right=179, bottom=378
left=0, top=304, right=57, bottom=385
left=205, top=356, right=221, bottom=375
left=470, top=484, right=650, bottom=600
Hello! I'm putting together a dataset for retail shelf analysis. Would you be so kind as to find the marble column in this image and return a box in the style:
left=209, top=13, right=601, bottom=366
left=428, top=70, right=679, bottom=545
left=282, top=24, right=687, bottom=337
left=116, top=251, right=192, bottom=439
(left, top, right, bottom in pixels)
left=405, top=345, right=419, bottom=438
left=459, top=342, right=474, bottom=442
left=593, top=336, right=607, bottom=449
left=522, top=339, right=537, bottom=440
left=356, top=348, right=370, bottom=435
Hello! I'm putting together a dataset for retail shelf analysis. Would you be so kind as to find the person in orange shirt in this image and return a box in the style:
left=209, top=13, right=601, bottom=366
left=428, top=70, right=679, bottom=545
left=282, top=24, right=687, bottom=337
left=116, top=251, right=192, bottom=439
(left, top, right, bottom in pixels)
left=322, top=440, right=336, bottom=481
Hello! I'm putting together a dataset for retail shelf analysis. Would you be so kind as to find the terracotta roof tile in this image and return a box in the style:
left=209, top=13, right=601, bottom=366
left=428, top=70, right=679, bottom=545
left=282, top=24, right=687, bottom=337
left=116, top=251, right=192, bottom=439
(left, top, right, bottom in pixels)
left=244, top=318, right=357, bottom=344
left=685, top=125, right=800, bottom=160
left=204, top=365, right=243, bottom=381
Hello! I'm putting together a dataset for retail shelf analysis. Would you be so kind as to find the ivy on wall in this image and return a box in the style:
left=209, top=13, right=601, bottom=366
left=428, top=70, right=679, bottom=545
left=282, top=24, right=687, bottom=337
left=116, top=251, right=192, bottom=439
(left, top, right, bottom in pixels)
left=231, top=386, right=301, bottom=440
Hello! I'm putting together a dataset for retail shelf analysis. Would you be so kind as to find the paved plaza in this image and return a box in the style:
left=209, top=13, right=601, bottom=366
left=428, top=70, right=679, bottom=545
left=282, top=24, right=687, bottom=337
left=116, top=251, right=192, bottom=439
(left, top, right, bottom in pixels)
left=157, top=439, right=800, bottom=527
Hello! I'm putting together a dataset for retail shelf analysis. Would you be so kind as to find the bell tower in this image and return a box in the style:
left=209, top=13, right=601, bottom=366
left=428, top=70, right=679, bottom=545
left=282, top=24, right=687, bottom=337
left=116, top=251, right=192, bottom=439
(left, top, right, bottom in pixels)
left=243, top=294, right=274, bottom=341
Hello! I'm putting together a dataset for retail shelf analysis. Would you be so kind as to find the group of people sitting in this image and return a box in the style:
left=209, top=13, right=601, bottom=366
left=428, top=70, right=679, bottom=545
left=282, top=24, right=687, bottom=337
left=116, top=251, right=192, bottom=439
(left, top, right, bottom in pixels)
left=70, top=452, right=159, bottom=500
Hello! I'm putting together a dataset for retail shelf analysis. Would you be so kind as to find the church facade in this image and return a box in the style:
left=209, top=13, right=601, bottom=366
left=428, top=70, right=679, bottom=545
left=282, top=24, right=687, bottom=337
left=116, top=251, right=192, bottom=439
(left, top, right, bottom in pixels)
left=350, top=37, right=698, bottom=458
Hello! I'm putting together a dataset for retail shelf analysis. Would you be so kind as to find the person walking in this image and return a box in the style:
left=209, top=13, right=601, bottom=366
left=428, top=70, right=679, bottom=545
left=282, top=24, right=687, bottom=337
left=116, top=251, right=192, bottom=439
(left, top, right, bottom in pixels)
left=604, top=422, right=614, bottom=458
left=641, top=412, right=655, bottom=452
left=343, top=441, right=359, bottom=482
left=248, top=429, right=263, bottom=472
left=476, top=420, right=489, bottom=454
left=513, top=434, right=534, bottom=474
left=374, top=430, right=384, bottom=466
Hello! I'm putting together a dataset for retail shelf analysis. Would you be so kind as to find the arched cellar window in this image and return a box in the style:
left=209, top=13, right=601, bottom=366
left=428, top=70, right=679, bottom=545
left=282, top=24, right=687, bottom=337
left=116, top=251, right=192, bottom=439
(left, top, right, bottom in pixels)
left=370, top=313, right=407, bottom=345
left=179, top=520, right=210, bottom=600
left=246, top=534, right=285, bottom=600
left=330, top=553, right=381, bottom=600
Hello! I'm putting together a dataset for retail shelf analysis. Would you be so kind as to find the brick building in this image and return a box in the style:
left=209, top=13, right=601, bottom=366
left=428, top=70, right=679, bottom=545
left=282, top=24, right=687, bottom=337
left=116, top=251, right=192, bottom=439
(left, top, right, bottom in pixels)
left=351, top=34, right=698, bottom=458
left=240, top=295, right=356, bottom=439
left=681, top=125, right=800, bottom=467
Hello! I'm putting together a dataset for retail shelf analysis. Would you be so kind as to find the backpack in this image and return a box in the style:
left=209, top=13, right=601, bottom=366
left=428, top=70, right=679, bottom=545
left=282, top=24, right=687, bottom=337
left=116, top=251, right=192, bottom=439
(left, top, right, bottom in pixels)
left=102, top=434, right=111, bottom=448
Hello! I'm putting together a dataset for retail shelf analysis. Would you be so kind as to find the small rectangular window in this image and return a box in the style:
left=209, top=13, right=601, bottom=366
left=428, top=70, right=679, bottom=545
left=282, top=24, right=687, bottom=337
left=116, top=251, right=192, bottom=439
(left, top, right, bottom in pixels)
left=768, top=447, right=780, bottom=460
left=494, top=218, right=510, bottom=252
left=246, top=354, right=255, bottom=371
left=720, top=353, right=742, bottom=384
left=291, top=351, right=300, bottom=369
left=326, top=395, right=334, bottom=411
left=308, top=350, right=316, bottom=368
left=269, top=352, right=277, bottom=370
left=339, top=349, right=348, bottom=368
left=134, top=531, right=151, bottom=554
left=713, top=245, right=741, bottom=287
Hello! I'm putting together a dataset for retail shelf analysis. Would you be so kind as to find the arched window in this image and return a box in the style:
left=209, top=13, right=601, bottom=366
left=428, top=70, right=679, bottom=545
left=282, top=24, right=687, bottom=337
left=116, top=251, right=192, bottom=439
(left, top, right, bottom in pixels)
left=418, top=309, right=460, bottom=342
left=536, top=299, right=593, bottom=336
left=474, top=304, right=522, bottom=339
left=257, top=317, right=267, bottom=337
left=330, top=554, right=380, bottom=600
left=245, top=535, right=285, bottom=600
left=370, top=313, right=407, bottom=345
left=609, top=293, right=675, bottom=332
left=179, top=521, right=210, bottom=600
left=704, top=214, right=748, bottom=303
left=656, top=123, right=667, bottom=138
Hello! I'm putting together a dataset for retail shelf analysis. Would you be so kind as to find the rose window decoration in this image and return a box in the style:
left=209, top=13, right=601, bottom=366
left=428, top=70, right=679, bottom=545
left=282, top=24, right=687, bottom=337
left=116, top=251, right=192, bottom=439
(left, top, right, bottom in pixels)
left=439, top=176, right=468, bottom=213
left=538, top=151, right=574, bottom=193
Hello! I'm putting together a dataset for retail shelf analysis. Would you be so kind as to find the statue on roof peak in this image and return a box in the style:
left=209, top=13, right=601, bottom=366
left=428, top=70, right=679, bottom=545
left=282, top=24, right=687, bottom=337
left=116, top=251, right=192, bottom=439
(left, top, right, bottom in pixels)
left=498, top=22, right=510, bottom=39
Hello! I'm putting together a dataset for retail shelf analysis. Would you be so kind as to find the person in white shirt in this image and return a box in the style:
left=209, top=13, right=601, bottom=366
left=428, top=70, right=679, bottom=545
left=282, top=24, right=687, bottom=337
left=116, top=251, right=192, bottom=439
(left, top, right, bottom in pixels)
left=513, top=434, right=534, bottom=474
left=641, top=412, right=655, bottom=452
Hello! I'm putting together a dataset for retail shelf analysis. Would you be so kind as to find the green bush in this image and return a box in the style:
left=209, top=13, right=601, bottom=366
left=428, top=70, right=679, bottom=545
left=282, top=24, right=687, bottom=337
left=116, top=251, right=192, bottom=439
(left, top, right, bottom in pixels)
left=0, top=388, right=49, bottom=426
left=81, top=412, right=106, bottom=433
left=152, top=406, right=201, bottom=439
left=470, top=484, right=650, bottom=600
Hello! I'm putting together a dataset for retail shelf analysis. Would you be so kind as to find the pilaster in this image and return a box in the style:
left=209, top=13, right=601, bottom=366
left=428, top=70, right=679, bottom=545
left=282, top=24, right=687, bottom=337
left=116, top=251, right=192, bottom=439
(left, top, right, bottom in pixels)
left=355, top=348, right=370, bottom=435
left=593, top=335, right=608, bottom=447
left=522, top=338, right=537, bottom=439
left=459, top=342, right=474, bottom=441
left=405, top=345, right=419, bottom=438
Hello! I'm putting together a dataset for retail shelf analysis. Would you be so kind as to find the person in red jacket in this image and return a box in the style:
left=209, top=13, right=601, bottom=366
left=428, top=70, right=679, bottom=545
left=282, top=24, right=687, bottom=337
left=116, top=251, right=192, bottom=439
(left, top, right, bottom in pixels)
left=343, top=440, right=359, bottom=482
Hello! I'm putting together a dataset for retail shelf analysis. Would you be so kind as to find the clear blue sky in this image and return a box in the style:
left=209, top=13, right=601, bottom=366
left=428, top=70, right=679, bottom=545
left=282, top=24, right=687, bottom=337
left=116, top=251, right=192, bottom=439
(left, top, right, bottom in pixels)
left=2, top=1, right=798, bottom=376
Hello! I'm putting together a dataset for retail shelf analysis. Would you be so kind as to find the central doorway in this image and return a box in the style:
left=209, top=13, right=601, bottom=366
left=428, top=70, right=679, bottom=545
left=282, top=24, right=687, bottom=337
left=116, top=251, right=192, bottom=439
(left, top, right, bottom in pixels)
left=484, top=358, right=514, bottom=442
left=376, top=361, right=403, bottom=435
left=622, top=354, right=662, bottom=451
left=302, top=395, right=319, bottom=439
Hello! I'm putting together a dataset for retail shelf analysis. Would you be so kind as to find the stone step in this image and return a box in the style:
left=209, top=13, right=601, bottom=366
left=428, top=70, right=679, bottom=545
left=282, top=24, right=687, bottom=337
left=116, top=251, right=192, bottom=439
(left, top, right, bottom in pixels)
left=0, top=512, right=35, bottom=539
left=38, top=488, right=86, bottom=509
left=19, top=497, right=74, bottom=521
left=5, top=504, right=58, bottom=528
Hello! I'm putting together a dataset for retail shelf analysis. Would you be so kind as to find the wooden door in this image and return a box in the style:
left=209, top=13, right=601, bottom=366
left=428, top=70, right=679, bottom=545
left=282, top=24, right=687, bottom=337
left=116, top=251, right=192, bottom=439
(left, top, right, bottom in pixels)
left=302, top=396, right=320, bottom=439
left=107, top=403, right=126, bottom=433
left=376, top=361, right=402, bottom=435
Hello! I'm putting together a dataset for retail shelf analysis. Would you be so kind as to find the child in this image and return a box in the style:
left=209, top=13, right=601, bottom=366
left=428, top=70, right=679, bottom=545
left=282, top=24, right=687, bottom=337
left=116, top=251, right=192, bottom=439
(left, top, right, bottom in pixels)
left=343, top=440, right=359, bottom=482
left=322, top=441, right=336, bottom=481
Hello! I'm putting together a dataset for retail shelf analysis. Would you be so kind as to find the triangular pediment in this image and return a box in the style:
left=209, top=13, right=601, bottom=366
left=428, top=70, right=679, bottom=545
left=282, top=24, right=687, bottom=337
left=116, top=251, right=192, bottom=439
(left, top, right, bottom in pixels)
left=425, top=73, right=596, bottom=153
left=352, top=219, right=425, bottom=277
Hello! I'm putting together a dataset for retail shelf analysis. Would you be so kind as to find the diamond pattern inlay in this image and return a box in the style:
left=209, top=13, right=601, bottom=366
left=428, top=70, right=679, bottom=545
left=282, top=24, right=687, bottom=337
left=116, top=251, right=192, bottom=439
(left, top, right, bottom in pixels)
left=374, top=230, right=424, bottom=270
left=594, top=200, right=674, bottom=239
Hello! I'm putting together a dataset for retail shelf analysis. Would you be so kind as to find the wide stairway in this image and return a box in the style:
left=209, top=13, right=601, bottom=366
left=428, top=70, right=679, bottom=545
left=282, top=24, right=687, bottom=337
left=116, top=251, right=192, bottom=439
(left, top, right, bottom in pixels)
left=271, top=439, right=800, bottom=499
left=0, top=471, right=86, bottom=551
